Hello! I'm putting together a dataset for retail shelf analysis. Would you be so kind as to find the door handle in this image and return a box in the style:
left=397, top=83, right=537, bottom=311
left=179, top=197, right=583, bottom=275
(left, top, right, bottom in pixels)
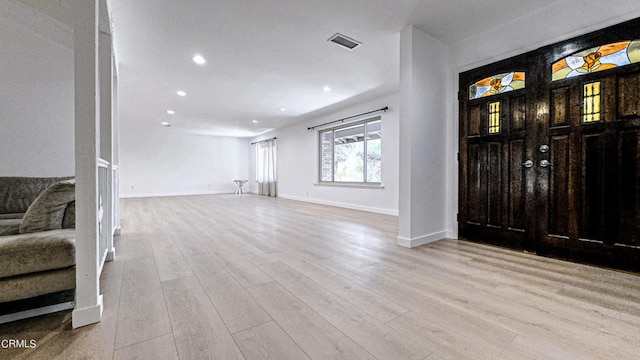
left=540, top=159, right=554, bottom=167
left=521, top=160, right=534, bottom=168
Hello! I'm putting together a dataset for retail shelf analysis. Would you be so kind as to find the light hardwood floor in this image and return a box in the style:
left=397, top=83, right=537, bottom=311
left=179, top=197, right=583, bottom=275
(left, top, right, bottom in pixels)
left=1, top=194, right=639, bottom=359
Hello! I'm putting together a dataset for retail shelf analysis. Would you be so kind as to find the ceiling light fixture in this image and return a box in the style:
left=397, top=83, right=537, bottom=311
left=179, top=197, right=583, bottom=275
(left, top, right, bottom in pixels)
left=192, top=54, right=206, bottom=65
left=161, top=122, right=171, bottom=127
left=176, top=90, right=187, bottom=97
left=279, top=108, right=286, bottom=112
left=322, top=86, right=332, bottom=92
left=252, top=120, right=259, bottom=124
left=166, top=110, right=175, bottom=115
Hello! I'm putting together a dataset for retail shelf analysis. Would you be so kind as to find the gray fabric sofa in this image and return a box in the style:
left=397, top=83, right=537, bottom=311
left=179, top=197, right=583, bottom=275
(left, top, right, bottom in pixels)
left=0, top=177, right=76, bottom=319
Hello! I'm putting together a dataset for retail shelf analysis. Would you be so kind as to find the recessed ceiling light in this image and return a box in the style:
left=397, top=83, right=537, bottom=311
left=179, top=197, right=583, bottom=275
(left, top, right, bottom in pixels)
left=322, top=86, right=332, bottom=92
left=279, top=108, right=286, bottom=112
left=192, top=54, right=206, bottom=65
left=252, top=120, right=259, bottom=124
left=166, top=110, right=175, bottom=115
left=161, top=122, right=171, bottom=127
left=176, top=90, right=187, bottom=97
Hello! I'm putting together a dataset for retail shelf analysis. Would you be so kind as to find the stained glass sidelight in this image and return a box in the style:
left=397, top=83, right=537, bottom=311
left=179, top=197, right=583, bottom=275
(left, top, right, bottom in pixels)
left=488, top=101, right=501, bottom=133
left=469, top=72, right=525, bottom=100
left=583, top=82, right=601, bottom=123
left=552, top=40, right=640, bottom=81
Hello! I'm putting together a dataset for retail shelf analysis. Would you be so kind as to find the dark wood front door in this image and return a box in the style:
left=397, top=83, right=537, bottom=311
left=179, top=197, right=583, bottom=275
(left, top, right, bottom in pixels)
left=459, top=53, right=537, bottom=252
left=459, top=18, right=640, bottom=272
left=537, top=66, right=640, bottom=269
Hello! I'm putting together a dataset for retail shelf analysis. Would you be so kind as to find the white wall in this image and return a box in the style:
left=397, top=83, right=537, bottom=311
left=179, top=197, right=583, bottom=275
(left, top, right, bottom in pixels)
left=119, top=125, right=249, bottom=197
left=249, top=93, right=399, bottom=215
left=451, top=0, right=640, bottom=72
left=0, top=0, right=75, bottom=177
left=445, top=0, right=640, bottom=239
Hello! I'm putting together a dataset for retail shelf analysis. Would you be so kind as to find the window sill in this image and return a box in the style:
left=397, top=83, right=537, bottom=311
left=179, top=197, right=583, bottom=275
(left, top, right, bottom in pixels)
left=313, top=182, right=384, bottom=189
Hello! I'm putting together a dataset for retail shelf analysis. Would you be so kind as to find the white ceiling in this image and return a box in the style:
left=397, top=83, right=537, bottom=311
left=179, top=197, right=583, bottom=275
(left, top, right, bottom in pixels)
left=107, top=0, right=563, bottom=137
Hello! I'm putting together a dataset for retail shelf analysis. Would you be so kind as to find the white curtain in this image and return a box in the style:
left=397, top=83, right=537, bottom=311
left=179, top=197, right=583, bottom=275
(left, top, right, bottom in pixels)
left=256, top=139, right=277, bottom=196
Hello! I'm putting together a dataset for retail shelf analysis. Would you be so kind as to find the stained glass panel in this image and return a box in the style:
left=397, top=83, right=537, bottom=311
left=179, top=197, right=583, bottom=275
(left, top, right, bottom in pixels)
left=469, top=72, right=525, bottom=100
left=552, top=40, right=640, bottom=81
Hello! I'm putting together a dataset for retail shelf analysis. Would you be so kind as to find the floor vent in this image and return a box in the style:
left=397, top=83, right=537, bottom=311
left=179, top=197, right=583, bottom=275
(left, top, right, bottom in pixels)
left=328, top=33, right=362, bottom=50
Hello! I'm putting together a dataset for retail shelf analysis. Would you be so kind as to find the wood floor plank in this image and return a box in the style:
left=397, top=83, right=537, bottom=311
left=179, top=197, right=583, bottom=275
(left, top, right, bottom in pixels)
left=259, top=261, right=432, bottom=360
left=413, top=242, right=640, bottom=335
left=151, top=233, right=194, bottom=281
left=233, top=321, right=311, bottom=360
left=386, top=311, right=505, bottom=360
left=114, top=257, right=172, bottom=350
left=162, top=276, right=245, bottom=360
left=272, top=252, right=409, bottom=323
left=4, top=194, right=640, bottom=360
left=169, top=230, right=209, bottom=257
left=324, top=253, right=636, bottom=360
left=197, top=271, right=272, bottom=334
left=425, top=354, right=445, bottom=360
left=185, top=253, right=228, bottom=276
left=395, top=246, right=640, bottom=347
left=121, top=233, right=155, bottom=262
left=113, top=333, right=179, bottom=360
left=242, top=251, right=280, bottom=266
left=248, top=281, right=375, bottom=360
left=499, top=334, right=615, bottom=360
left=317, top=256, right=519, bottom=354
left=202, top=240, right=274, bottom=288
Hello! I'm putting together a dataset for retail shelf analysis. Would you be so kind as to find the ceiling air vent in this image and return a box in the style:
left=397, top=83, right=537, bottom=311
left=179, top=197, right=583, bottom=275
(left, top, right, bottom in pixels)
left=328, top=33, right=362, bottom=50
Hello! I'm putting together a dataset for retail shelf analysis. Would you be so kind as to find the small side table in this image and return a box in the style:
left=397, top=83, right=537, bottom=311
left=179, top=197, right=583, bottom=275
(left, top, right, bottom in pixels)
left=233, top=180, right=248, bottom=194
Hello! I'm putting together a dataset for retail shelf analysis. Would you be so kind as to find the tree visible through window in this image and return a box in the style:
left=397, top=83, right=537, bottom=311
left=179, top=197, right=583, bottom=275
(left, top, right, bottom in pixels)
left=319, top=117, right=381, bottom=183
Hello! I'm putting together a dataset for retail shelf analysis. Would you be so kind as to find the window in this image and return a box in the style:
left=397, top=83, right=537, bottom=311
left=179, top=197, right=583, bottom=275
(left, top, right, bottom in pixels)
left=583, top=81, right=602, bottom=123
left=488, top=101, right=501, bottom=133
left=255, top=138, right=277, bottom=196
left=319, top=117, right=381, bottom=183
left=552, top=40, right=640, bottom=81
left=469, top=72, right=526, bottom=100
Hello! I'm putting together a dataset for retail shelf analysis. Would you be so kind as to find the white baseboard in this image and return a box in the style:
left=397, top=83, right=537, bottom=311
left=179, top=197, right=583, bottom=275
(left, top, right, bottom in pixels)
left=72, top=295, right=103, bottom=329
left=120, top=190, right=231, bottom=199
left=106, top=249, right=115, bottom=262
left=397, top=230, right=450, bottom=248
left=278, top=194, right=398, bottom=216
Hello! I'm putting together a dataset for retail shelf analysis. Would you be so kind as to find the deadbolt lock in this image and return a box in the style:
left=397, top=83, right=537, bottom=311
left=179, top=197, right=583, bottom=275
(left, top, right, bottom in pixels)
left=521, top=160, right=534, bottom=168
left=540, top=159, right=554, bottom=168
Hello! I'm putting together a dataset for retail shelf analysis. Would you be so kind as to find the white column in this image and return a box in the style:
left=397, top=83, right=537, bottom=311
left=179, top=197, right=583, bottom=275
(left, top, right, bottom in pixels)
left=72, top=0, right=103, bottom=328
left=397, top=26, right=452, bottom=248
left=99, top=30, right=115, bottom=262
left=112, top=61, right=121, bottom=235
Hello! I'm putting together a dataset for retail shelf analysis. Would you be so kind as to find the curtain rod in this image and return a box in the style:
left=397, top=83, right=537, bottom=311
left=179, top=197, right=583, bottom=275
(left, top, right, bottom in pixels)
left=250, top=137, right=276, bottom=145
left=307, top=106, right=389, bottom=131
